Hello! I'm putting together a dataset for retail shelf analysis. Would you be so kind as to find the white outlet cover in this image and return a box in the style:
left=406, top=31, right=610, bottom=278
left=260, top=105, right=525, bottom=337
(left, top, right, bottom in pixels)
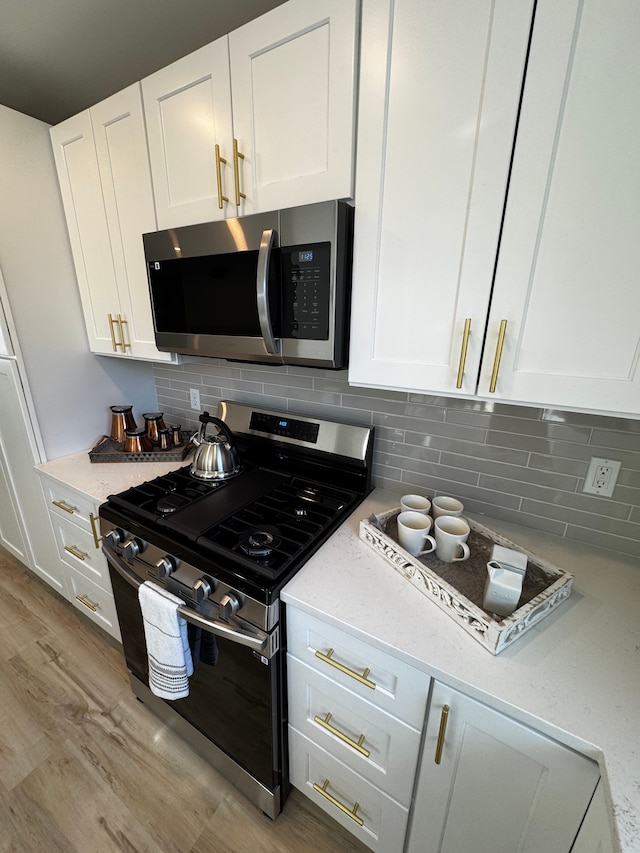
left=583, top=457, right=622, bottom=497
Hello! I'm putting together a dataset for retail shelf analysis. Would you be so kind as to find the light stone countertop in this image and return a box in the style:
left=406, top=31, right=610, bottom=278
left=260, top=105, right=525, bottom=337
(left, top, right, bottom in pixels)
left=36, top=449, right=190, bottom=504
left=34, top=455, right=638, bottom=851
left=282, top=489, right=640, bottom=853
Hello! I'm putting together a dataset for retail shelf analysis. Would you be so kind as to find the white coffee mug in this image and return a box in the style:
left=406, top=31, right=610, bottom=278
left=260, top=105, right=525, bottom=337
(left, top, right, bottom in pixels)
left=400, top=494, right=431, bottom=515
left=397, top=511, right=437, bottom=557
left=431, top=496, right=464, bottom=520
left=434, top=515, right=470, bottom=563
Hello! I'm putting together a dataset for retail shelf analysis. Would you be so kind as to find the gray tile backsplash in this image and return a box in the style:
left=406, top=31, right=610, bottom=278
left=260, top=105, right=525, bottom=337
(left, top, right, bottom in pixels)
left=154, top=360, right=640, bottom=559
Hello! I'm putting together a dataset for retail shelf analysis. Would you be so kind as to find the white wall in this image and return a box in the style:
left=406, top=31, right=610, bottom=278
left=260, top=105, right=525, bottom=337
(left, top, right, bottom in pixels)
left=0, top=103, right=158, bottom=459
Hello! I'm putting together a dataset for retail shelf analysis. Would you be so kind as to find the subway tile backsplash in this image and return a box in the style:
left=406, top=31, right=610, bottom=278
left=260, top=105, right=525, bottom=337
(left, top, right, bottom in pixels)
left=154, top=360, right=640, bottom=559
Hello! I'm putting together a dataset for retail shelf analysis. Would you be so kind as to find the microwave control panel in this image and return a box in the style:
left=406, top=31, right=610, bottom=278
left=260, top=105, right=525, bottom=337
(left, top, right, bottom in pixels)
left=281, top=242, right=331, bottom=340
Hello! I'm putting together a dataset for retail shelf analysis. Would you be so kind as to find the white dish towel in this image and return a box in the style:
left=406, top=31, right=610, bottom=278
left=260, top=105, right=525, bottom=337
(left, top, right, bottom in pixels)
left=138, top=581, right=194, bottom=699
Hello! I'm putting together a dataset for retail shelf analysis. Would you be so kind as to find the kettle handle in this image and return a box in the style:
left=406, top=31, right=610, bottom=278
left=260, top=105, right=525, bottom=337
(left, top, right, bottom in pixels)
left=198, top=411, right=235, bottom=445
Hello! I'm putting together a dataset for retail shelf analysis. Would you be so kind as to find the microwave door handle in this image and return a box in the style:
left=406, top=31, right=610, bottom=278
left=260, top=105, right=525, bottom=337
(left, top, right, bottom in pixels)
left=256, top=228, right=280, bottom=355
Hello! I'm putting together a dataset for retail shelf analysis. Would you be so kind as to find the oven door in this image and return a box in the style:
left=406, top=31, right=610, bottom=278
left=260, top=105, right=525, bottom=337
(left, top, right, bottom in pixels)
left=106, top=551, right=285, bottom=814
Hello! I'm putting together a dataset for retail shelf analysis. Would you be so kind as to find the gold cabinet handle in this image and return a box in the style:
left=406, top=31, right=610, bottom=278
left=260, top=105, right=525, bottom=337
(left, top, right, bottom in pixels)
left=434, top=704, right=450, bottom=765
left=65, top=545, right=88, bottom=561
left=89, top=512, right=102, bottom=549
left=117, top=314, right=131, bottom=351
left=108, top=313, right=121, bottom=352
left=233, top=138, right=246, bottom=206
left=75, top=594, right=98, bottom=612
left=52, top=499, right=77, bottom=514
left=456, top=318, right=472, bottom=389
left=215, top=144, right=229, bottom=209
left=314, top=648, right=376, bottom=690
left=314, top=712, right=370, bottom=758
left=489, top=319, right=508, bottom=393
left=312, top=779, right=364, bottom=826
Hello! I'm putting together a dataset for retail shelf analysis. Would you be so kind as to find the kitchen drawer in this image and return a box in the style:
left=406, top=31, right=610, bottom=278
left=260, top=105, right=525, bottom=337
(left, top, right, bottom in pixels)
left=289, top=726, right=409, bottom=853
left=50, top=512, right=110, bottom=590
left=287, top=655, right=421, bottom=805
left=286, top=608, right=429, bottom=728
left=66, top=563, right=121, bottom=642
left=41, top=477, right=101, bottom=540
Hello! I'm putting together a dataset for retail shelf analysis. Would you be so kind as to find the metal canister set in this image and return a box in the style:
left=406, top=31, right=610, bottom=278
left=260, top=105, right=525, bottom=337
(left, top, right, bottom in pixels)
left=396, top=494, right=527, bottom=618
left=109, top=405, right=183, bottom=454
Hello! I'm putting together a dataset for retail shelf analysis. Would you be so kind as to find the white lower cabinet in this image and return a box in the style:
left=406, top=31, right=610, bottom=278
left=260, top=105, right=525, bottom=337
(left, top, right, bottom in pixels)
left=570, top=781, right=616, bottom=853
left=406, top=681, right=601, bottom=853
left=286, top=608, right=605, bottom=853
left=286, top=606, right=430, bottom=852
left=38, top=472, right=121, bottom=642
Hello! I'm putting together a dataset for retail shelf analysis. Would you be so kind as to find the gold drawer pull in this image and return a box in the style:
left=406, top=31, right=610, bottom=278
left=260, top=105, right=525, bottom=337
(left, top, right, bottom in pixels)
left=233, top=138, right=246, bottom=206
left=314, top=648, right=376, bottom=690
left=108, top=313, right=121, bottom=352
left=89, top=512, right=102, bottom=549
left=52, top=499, right=77, bottom=514
left=456, top=317, right=472, bottom=389
left=215, top=144, right=229, bottom=209
left=489, top=319, right=507, bottom=393
left=314, top=712, right=370, bottom=758
left=312, top=779, right=364, bottom=826
left=65, top=545, right=88, bottom=561
left=75, top=594, right=98, bottom=612
left=435, top=704, right=450, bottom=765
left=117, top=314, right=131, bottom=351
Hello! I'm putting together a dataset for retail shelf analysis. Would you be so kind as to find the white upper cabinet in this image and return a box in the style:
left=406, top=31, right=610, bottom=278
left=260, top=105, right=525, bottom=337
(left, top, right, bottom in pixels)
left=350, top=0, right=640, bottom=417
left=142, top=0, right=358, bottom=229
left=478, top=0, right=640, bottom=414
left=349, top=0, right=534, bottom=396
left=50, top=84, right=177, bottom=362
left=228, top=0, right=358, bottom=216
left=142, top=37, right=234, bottom=229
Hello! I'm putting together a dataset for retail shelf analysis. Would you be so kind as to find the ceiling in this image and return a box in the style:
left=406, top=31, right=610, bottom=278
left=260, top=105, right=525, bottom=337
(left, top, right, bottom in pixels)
left=0, top=0, right=286, bottom=126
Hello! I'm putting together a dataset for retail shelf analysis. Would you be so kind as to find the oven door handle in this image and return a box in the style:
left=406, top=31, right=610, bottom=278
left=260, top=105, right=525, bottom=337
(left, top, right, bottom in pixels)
left=105, top=550, right=273, bottom=656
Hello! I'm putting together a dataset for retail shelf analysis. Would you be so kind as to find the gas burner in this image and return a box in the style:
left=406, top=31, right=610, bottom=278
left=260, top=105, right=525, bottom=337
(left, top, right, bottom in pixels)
left=157, top=493, right=189, bottom=515
left=239, top=526, right=282, bottom=558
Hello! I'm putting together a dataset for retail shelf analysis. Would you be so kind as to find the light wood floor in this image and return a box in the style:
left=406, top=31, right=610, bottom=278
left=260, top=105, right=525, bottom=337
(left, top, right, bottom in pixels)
left=0, top=546, right=369, bottom=853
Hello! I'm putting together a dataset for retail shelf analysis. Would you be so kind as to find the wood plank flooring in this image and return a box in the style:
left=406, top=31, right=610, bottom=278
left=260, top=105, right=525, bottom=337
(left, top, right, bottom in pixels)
left=0, top=547, right=369, bottom=853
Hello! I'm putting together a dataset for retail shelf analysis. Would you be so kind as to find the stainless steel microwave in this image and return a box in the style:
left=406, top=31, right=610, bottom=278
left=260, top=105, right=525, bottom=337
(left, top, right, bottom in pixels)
left=143, top=200, right=353, bottom=368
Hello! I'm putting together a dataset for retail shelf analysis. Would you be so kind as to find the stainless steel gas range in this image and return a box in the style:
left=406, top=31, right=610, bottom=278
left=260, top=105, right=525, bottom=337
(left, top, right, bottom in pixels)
left=99, top=401, right=373, bottom=818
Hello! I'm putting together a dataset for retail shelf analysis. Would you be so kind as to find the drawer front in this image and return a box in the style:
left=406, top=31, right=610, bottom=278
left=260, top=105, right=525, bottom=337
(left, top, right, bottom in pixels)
left=289, top=727, right=409, bottom=853
left=42, top=479, right=100, bottom=539
left=286, top=608, right=429, bottom=728
left=50, top=512, right=110, bottom=589
left=288, top=655, right=421, bottom=805
left=66, top=563, right=121, bottom=642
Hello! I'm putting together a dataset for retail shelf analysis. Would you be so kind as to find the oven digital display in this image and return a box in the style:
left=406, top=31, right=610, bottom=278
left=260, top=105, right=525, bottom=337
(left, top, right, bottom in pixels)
left=296, top=250, right=314, bottom=263
left=250, top=412, right=319, bottom=443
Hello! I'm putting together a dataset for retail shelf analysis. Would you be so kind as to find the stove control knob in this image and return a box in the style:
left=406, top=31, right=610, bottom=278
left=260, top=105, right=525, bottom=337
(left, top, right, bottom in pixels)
left=154, top=555, right=178, bottom=579
left=122, top=537, right=145, bottom=560
left=104, top=528, right=125, bottom=549
left=193, top=576, right=214, bottom=603
left=219, top=592, right=241, bottom=621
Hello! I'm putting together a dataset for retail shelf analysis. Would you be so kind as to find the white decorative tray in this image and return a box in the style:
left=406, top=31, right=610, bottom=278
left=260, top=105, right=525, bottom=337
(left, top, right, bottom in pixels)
left=359, top=508, right=574, bottom=655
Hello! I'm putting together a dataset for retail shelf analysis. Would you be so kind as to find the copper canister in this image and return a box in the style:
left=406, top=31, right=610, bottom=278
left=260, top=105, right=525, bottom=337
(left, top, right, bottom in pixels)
left=124, top=428, right=153, bottom=454
left=142, top=412, right=166, bottom=445
left=157, top=428, right=172, bottom=450
left=110, top=405, right=137, bottom=442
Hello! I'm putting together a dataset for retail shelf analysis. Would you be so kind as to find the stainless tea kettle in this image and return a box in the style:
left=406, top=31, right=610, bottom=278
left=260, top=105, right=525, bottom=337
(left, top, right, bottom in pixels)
left=190, top=412, right=243, bottom=481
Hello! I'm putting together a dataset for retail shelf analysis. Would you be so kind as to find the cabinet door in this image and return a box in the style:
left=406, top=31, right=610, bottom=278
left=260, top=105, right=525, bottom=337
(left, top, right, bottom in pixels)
left=406, top=682, right=600, bottom=853
left=349, top=0, right=533, bottom=395
left=229, top=0, right=358, bottom=215
left=91, top=84, right=173, bottom=362
left=50, top=112, right=121, bottom=355
left=142, top=38, right=234, bottom=229
left=479, top=0, right=640, bottom=415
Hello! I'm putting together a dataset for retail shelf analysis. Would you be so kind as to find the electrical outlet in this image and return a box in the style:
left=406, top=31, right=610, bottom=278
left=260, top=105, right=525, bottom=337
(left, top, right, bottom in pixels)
left=189, top=388, right=201, bottom=411
left=582, top=457, right=621, bottom=497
